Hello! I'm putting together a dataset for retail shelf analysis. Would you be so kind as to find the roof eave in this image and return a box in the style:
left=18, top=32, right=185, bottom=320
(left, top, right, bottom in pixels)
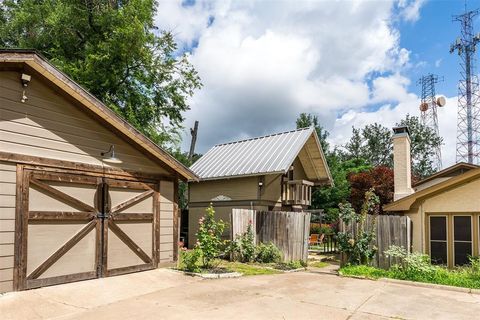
left=0, top=50, right=198, bottom=181
left=384, top=167, right=480, bottom=212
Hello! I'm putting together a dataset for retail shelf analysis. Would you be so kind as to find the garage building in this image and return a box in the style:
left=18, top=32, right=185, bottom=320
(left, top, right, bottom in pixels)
left=0, top=50, right=196, bottom=292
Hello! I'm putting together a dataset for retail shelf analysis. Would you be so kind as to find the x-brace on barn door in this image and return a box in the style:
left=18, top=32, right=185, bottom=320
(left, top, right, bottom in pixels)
left=16, top=169, right=159, bottom=290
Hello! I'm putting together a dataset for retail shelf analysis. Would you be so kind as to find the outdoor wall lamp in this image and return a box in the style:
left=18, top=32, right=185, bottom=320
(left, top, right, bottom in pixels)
left=20, top=73, right=31, bottom=103
left=101, top=145, right=123, bottom=164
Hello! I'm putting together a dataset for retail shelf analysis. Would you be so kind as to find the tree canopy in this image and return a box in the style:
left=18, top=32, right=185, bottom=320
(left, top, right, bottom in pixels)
left=296, top=112, right=443, bottom=219
left=343, top=115, right=442, bottom=179
left=0, top=0, right=202, bottom=146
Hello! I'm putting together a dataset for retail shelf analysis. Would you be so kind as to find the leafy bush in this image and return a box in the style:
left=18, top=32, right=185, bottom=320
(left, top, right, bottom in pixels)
left=385, top=245, right=437, bottom=280
left=240, top=223, right=256, bottom=262
left=196, top=205, right=226, bottom=268
left=255, top=242, right=282, bottom=263
left=337, top=188, right=379, bottom=265
left=179, top=248, right=201, bottom=273
left=228, top=222, right=257, bottom=263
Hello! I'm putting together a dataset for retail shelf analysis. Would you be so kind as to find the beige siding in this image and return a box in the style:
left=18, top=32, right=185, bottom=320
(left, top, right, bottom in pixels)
left=0, top=71, right=168, bottom=174
left=189, top=177, right=258, bottom=203
left=159, top=180, right=174, bottom=263
left=405, top=208, right=423, bottom=253
left=422, top=179, right=480, bottom=213
left=0, top=161, right=15, bottom=293
left=292, top=157, right=308, bottom=180
left=407, top=178, right=480, bottom=256
left=261, top=174, right=282, bottom=203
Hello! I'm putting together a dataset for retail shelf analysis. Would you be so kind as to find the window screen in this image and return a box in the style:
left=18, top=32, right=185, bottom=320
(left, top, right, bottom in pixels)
left=454, top=216, right=472, bottom=266
left=430, top=216, right=447, bottom=265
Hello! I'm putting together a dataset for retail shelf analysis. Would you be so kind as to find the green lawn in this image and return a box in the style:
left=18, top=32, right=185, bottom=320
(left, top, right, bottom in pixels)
left=309, top=261, right=329, bottom=269
left=219, top=261, right=281, bottom=276
left=340, top=264, right=480, bottom=289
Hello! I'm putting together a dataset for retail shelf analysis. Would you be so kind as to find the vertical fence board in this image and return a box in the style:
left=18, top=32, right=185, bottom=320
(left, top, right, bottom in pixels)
left=340, top=214, right=411, bottom=269
left=231, top=209, right=310, bottom=261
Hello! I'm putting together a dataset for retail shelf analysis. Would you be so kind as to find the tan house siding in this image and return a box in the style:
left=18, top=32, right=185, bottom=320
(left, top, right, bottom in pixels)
left=292, top=157, right=308, bottom=180
left=422, top=179, right=480, bottom=213
left=261, top=174, right=282, bottom=203
left=0, top=71, right=168, bottom=175
left=403, top=179, right=480, bottom=268
left=189, top=177, right=258, bottom=202
left=0, top=161, right=15, bottom=293
left=159, top=180, right=174, bottom=264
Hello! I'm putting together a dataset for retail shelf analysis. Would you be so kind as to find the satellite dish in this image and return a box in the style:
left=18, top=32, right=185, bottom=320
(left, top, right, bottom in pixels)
left=420, top=102, right=429, bottom=112
left=436, top=96, right=446, bottom=107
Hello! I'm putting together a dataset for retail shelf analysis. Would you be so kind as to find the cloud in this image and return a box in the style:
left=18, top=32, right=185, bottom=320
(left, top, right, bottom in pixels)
left=155, top=0, right=433, bottom=161
left=397, top=0, right=426, bottom=22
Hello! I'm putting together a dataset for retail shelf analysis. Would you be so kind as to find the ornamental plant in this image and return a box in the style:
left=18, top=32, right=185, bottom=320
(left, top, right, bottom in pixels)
left=337, top=188, right=379, bottom=265
left=196, top=205, right=226, bottom=269
left=226, top=221, right=256, bottom=263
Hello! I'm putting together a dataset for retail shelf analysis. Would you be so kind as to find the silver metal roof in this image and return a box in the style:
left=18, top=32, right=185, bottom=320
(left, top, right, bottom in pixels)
left=190, top=127, right=315, bottom=180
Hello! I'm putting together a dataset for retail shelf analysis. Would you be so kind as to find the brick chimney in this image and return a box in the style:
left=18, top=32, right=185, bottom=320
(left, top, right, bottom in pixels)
left=393, top=126, right=414, bottom=201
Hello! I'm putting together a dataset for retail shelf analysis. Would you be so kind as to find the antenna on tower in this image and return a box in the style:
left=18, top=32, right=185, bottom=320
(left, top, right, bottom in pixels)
left=417, top=74, right=445, bottom=171
left=450, top=8, right=480, bottom=164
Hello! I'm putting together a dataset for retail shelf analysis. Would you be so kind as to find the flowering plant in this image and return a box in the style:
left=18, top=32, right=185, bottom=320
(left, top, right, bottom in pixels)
left=196, top=204, right=226, bottom=268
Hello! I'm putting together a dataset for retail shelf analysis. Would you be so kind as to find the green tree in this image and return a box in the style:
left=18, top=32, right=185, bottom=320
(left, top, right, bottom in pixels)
left=344, top=115, right=442, bottom=179
left=396, top=115, right=442, bottom=179
left=296, top=112, right=330, bottom=153
left=0, top=0, right=202, bottom=146
left=295, top=113, right=371, bottom=221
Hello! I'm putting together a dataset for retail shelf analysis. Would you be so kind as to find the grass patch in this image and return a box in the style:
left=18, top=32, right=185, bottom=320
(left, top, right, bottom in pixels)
left=219, top=261, right=281, bottom=276
left=339, top=264, right=480, bottom=289
left=340, top=265, right=391, bottom=279
left=309, top=261, right=329, bottom=268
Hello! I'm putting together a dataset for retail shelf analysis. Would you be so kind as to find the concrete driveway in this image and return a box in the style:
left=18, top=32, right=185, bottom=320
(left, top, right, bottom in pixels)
left=1, top=268, right=479, bottom=320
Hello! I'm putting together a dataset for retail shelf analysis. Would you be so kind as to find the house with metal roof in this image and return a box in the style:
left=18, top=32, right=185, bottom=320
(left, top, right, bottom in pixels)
left=187, top=127, right=333, bottom=246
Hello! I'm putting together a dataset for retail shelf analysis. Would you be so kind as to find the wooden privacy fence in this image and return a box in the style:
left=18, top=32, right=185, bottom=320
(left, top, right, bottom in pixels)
left=340, top=215, right=412, bottom=269
left=231, top=209, right=311, bottom=262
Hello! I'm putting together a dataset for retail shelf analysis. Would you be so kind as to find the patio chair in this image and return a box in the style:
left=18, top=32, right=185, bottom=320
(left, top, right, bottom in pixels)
left=309, top=234, right=321, bottom=248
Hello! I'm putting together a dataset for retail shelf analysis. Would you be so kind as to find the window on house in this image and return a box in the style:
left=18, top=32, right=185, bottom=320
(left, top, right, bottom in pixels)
left=453, top=216, right=472, bottom=266
left=430, top=216, right=447, bottom=265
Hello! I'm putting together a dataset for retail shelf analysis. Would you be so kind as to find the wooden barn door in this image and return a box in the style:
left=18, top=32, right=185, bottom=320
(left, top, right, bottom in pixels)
left=19, top=170, right=101, bottom=290
left=17, top=169, right=158, bottom=290
left=101, top=178, right=158, bottom=277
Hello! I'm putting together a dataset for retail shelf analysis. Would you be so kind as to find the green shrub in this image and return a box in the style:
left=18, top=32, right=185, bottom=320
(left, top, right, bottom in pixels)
left=255, top=242, right=282, bottom=263
left=385, top=245, right=437, bottom=280
left=337, top=189, right=379, bottom=265
left=196, top=205, right=226, bottom=268
left=310, top=225, right=321, bottom=235
left=179, top=248, right=201, bottom=273
left=240, top=223, right=256, bottom=262
left=228, top=223, right=256, bottom=263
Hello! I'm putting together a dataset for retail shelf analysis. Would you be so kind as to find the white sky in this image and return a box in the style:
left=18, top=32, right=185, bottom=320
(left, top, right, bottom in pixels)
left=155, top=0, right=458, bottom=168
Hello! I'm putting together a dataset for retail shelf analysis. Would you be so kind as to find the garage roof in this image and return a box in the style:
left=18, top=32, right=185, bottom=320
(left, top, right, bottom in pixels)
left=190, top=127, right=333, bottom=184
left=0, top=49, right=197, bottom=181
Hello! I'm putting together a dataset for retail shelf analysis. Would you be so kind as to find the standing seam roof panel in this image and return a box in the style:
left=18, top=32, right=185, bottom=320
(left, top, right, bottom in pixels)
left=190, top=128, right=315, bottom=179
